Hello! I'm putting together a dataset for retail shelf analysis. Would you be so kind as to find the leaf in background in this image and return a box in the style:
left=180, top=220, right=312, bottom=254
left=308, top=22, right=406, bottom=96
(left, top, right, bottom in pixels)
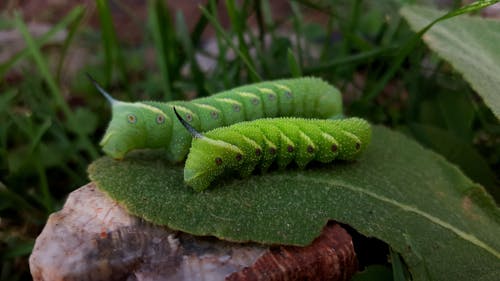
left=436, top=90, right=475, bottom=141
left=408, top=123, right=498, bottom=200
left=89, top=126, right=500, bottom=281
left=401, top=4, right=500, bottom=119
left=390, top=247, right=411, bottom=281
left=65, top=108, right=98, bottom=136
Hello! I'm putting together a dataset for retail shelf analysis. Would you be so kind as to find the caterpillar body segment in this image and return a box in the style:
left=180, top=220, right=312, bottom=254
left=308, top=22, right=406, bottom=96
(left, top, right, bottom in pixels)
left=93, top=77, right=343, bottom=161
left=182, top=117, right=372, bottom=192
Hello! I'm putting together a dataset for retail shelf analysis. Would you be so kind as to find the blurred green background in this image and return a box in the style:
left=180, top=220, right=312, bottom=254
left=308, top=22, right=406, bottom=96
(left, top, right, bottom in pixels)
left=0, top=0, right=498, bottom=280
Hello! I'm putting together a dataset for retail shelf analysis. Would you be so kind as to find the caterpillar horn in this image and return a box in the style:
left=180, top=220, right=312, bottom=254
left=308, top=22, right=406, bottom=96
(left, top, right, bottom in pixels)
left=173, top=107, right=203, bottom=139
left=86, top=73, right=117, bottom=105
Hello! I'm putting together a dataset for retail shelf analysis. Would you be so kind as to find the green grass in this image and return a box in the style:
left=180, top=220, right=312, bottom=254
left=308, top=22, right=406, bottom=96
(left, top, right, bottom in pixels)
left=0, top=1, right=498, bottom=280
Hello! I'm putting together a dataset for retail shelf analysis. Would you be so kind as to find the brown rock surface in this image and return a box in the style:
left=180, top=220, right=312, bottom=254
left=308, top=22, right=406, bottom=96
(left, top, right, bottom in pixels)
left=30, top=183, right=357, bottom=281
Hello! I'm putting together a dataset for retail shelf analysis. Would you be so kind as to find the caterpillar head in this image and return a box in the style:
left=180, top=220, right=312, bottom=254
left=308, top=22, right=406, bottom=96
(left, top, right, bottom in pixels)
left=174, top=108, right=243, bottom=191
left=88, top=74, right=171, bottom=159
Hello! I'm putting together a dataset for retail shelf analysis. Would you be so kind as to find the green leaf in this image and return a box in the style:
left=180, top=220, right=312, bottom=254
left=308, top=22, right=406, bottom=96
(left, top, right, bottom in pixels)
left=390, top=247, right=411, bottom=281
left=88, top=126, right=500, bottom=281
left=364, top=0, right=498, bottom=103
left=408, top=123, right=498, bottom=200
left=401, top=4, right=500, bottom=119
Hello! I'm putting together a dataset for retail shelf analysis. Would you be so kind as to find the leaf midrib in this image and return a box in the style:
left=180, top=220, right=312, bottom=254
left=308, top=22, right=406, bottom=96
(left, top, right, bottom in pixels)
left=299, top=177, right=500, bottom=259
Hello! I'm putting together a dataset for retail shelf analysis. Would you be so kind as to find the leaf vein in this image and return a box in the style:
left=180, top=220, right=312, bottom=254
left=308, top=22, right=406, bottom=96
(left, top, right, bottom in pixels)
left=310, top=178, right=500, bottom=259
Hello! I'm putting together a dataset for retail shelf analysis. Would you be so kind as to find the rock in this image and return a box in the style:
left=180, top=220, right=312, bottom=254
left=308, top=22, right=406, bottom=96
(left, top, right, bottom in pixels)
left=30, top=183, right=357, bottom=281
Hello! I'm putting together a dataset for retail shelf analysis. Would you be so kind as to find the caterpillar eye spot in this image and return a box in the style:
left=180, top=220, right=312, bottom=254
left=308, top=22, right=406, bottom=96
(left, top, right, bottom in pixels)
left=331, top=144, right=338, bottom=152
left=284, top=91, right=293, bottom=99
left=255, top=148, right=262, bottom=156
left=287, top=145, right=294, bottom=153
left=185, top=114, right=193, bottom=122
left=210, top=111, right=219, bottom=119
left=268, top=94, right=276, bottom=101
left=307, top=145, right=314, bottom=153
left=251, top=98, right=260, bottom=105
left=269, top=147, right=277, bottom=155
left=236, top=154, right=243, bottom=161
left=233, top=104, right=241, bottom=112
left=127, top=114, right=137, bottom=124
left=156, top=114, right=165, bottom=124
left=355, top=143, right=361, bottom=150
left=215, top=157, right=223, bottom=165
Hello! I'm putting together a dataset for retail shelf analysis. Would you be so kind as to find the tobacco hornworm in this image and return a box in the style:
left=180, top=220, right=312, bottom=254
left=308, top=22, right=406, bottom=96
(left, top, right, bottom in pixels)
left=88, top=75, right=343, bottom=161
left=174, top=108, right=372, bottom=192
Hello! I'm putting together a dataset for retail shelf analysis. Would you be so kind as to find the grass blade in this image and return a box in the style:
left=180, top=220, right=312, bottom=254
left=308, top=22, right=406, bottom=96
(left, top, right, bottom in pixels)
left=56, top=6, right=85, bottom=82
left=95, top=0, right=129, bottom=93
left=14, top=12, right=71, bottom=118
left=148, top=0, right=174, bottom=100
left=95, top=0, right=115, bottom=86
left=0, top=183, right=37, bottom=213
left=200, top=5, right=262, bottom=82
left=190, top=1, right=213, bottom=48
left=287, top=48, right=302, bottom=77
left=290, top=1, right=304, bottom=66
left=0, top=6, right=84, bottom=80
left=303, top=46, right=397, bottom=75
left=225, top=0, right=257, bottom=78
left=15, top=12, right=98, bottom=159
left=176, top=11, right=206, bottom=97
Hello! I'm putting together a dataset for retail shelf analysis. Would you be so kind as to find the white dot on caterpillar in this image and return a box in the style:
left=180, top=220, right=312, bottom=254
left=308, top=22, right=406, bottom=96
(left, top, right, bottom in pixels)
left=185, top=113, right=193, bottom=122
left=284, top=91, right=293, bottom=99
left=156, top=114, right=165, bottom=124
left=268, top=93, right=276, bottom=101
left=251, top=97, right=260, bottom=105
left=127, top=114, right=137, bottom=124
left=233, top=104, right=241, bottom=112
left=210, top=111, right=219, bottom=119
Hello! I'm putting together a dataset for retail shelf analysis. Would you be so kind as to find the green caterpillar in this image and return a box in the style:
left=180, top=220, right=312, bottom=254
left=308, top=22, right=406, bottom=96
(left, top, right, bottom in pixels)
left=88, top=76, right=343, bottom=161
left=174, top=108, right=372, bottom=192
